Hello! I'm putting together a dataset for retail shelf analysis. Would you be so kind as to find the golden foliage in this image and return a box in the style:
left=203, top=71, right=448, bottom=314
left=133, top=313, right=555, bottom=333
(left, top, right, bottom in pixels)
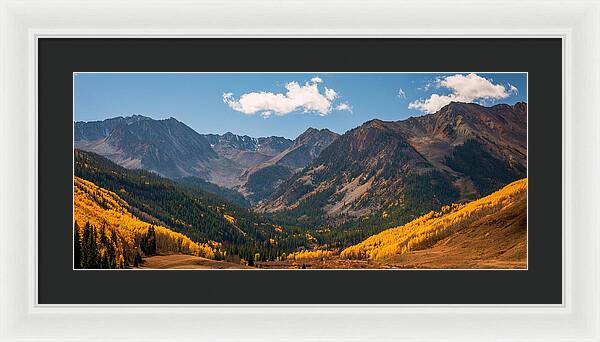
left=223, top=213, right=236, bottom=224
left=273, top=225, right=284, bottom=233
left=74, top=177, right=216, bottom=260
left=341, top=178, right=527, bottom=260
left=287, top=249, right=333, bottom=260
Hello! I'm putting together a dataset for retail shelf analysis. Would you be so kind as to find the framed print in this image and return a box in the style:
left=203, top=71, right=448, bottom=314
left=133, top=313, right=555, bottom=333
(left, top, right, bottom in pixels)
left=1, top=0, right=599, bottom=341
left=40, top=39, right=553, bottom=305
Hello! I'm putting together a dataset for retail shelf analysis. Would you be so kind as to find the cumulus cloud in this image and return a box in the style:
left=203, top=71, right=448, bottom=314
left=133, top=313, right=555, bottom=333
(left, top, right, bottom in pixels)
left=336, top=102, right=352, bottom=113
left=408, top=73, right=518, bottom=114
left=222, top=78, right=346, bottom=117
left=397, top=88, right=406, bottom=99
left=325, top=87, right=338, bottom=101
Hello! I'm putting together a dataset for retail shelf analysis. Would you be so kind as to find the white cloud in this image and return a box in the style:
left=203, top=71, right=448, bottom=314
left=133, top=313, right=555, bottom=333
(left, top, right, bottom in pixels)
left=325, top=87, right=338, bottom=101
left=397, top=88, right=406, bottom=99
left=336, top=102, right=352, bottom=113
left=223, top=78, right=345, bottom=117
left=408, top=73, right=517, bottom=114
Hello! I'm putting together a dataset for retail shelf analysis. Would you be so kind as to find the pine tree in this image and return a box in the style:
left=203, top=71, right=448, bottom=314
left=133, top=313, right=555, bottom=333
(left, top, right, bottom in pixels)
left=147, top=226, right=157, bottom=255
left=108, top=229, right=118, bottom=269
left=73, top=222, right=82, bottom=269
left=81, top=222, right=91, bottom=268
left=85, top=224, right=99, bottom=269
left=133, top=251, right=142, bottom=267
left=99, top=227, right=109, bottom=269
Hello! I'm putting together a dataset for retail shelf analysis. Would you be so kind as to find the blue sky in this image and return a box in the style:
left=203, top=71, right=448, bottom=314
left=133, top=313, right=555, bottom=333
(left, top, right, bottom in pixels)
left=74, top=72, right=527, bottom=139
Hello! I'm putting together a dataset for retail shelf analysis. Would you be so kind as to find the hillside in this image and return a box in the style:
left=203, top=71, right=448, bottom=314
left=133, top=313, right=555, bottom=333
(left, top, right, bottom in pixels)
left=75, top=115, right=219, bottom=179
left=259, top=102, right=526, bottom=230
left=202, top=132, right=293, bottom=168
left=74, top=176, right=216, bottom=268
left=74, top=149, right=316, bottom=262
left=340, top=178, right=527, bottom=268
left=238, top=127, right=339, bottom=203
left=176, top=176, right=251, bottom=208
left=73, top=148, right=288, bottom=249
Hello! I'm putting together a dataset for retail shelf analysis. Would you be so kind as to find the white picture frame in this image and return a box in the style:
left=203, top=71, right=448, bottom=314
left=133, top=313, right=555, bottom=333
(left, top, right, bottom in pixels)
left=1, top=0, right=598, bottom=341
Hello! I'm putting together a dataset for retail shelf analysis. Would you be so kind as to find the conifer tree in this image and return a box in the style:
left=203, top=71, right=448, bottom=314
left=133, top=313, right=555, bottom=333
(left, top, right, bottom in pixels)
left=108, top=229, right=118, bottom=268
left=81, top=222, right=91, bottom=268
left=73, top=222, right=82, bottom=269
left=85, top=224, right=99, bottom=269
left=147, top=226, right=157, bottom=255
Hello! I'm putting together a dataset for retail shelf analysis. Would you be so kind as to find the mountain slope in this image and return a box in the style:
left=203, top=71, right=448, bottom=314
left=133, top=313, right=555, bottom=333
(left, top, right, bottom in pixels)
left=258, top=119, right=459, bottom=219
left=75, top=176, right=216, bottom=266
left=260, top=102, right=526, bottom=227
left=75, top=115, right=218, bottom=179
left=341, top=178, right=527, bottom=268
left=74, top=117, right=327, bottom=195
left=74, top=149, right=317, bottom=260
left=74, top=149, right=277, bottom=245
left=396, top=101, right=527, bottom=195
left=239, top=127, right=339, bottom=203
left=176, top=176, right=251, bottom=208
left=203, top=132, right=293, bottom=168
left=264, top=127, right=340, bottom=170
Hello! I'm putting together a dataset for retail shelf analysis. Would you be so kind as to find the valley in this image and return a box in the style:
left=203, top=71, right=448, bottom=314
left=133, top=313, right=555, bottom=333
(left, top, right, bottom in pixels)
left=73, top=101, right=528, bottom=269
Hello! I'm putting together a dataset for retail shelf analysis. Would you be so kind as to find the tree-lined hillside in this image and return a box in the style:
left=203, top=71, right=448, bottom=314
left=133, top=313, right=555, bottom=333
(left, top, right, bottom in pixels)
left=75, top=149, right=269, bottom=245
left=341, top=178, right=527, bottom=267
left=74, top=177, right=216, bottom=268
left=74, top=149, right=315, bottom=263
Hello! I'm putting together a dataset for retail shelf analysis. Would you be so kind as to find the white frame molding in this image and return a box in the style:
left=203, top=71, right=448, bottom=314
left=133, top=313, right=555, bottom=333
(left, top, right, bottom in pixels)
left=1, top=0, right=598, bottom=341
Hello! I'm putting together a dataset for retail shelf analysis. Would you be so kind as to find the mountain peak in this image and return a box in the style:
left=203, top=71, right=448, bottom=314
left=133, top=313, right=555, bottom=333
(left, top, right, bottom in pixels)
left=295, top=127, right=339, bottom=144
left=439, top=101, right=480, bottom=112
left=117, top=114, right=154, bottom=124
left=513, top=102, right=527, bottom=112
left=303, top=127, right=319, bottom=134
left=363, top=118, right=385, bottom=126
left=129, top=114, right=152, bottom=119
left=358, top=119, right=395, bottom=134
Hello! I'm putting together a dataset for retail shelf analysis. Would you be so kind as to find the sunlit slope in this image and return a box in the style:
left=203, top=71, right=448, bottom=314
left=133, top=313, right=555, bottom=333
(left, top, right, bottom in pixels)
left=341, top=179, right=527, bottom=267
left=74, top=176, right=216, bottom=259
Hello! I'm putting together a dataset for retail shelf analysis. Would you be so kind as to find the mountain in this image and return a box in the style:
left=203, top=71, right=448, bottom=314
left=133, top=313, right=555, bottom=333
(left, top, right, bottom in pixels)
left=75, top=115, right=218, bottom=179
left=394, top=101, right=527, bottom=195
left=238, top=127, right=340, bottom=204
left=202, top=132, right=293, bottom=168
left=259, top=102, right=527, bottom=228
left=261, top=127, right=340, bottom=171
left=341, top=178, right=527, bottom=269
left=74, top=116, right=317, bottom=195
